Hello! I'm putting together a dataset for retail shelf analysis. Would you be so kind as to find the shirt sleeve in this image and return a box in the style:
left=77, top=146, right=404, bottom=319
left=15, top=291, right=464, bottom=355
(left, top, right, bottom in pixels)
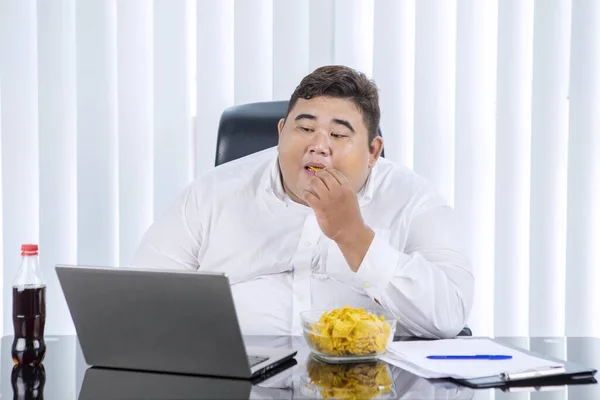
left=354, top=194, right=474, bottom=339
left=131, top=181, right=204, bottom=271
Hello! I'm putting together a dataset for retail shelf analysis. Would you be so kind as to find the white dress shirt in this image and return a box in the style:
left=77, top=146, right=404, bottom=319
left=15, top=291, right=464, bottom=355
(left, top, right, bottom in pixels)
left=132, top=147, right=474, bottom=338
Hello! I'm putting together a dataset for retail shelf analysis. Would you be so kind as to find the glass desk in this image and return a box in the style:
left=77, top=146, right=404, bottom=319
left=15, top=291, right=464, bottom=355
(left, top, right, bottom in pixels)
left=1, top=335, right=598, bottom=399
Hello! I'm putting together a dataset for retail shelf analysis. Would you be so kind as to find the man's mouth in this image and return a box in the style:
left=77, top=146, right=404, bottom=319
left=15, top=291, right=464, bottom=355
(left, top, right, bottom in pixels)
left=304, top=162, right=326, bottom=171
left=304, top=163, right=326, bottom=176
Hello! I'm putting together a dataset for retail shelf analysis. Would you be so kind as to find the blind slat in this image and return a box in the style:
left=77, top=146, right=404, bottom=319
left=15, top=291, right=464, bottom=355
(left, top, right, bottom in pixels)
left=529, top=0, right=572, bottom=337
left=0, top=0, right=40, bottom=335
left=566, top=0, right=600, bottom=337
left=76, top=0, right=118, bottom=267
left=494, top=0, right=535, bottom=337
left=38, top=0, right=77, bottom=335
left=117, top=0, right=154, bottom=266
left=196, top=0, right=234, bottom=173
left=373, top=0, right=415, bottom=167
left=309, top=0, right=334, bottom=70
left=333, top=0, right=374, bottom=77
left=0, top=68, right=2, bottom=337
left=154, top=0, right=193, bottom=218
left=414, top=0, right=457, bottom=206
left=454, top=0, right=498, bottom=337
left=273, top=0, right=309, bottom=101
left=234, top=0, right=273, bottom=104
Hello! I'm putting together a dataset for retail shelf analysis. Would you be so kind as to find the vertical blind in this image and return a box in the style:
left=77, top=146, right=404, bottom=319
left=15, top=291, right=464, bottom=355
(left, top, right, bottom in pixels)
left=1, top=0, right=599, bottom=346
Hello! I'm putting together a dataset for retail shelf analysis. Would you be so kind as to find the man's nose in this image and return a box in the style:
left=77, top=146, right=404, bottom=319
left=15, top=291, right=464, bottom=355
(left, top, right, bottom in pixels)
left=308, top=131, right=331, bottom=156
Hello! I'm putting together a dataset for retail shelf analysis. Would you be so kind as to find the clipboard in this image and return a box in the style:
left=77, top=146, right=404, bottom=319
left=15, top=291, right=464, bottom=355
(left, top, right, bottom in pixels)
left=450, top=339, right=597, bottom=389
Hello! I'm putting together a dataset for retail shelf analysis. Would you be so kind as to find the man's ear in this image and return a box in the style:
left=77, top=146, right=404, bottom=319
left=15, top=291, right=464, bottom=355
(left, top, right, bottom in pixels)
left=368, top=136, right=384, bottom=168
left=277, top=118, right=285, bottom=137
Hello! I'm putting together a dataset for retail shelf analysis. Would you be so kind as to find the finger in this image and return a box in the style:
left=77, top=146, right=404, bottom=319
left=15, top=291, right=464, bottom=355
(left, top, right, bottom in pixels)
left=303, top=189, right=319, bottom=205
left=315, top=169, right=340, bottom=191
left=326, top=169, right=350, bottom=186
left=308, top=176, right=330, bottom=200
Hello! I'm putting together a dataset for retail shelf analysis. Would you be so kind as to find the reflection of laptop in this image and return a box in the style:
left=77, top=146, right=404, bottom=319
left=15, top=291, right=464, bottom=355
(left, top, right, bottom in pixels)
left=56, top=265, right=297, bottom=379
left=79, top=367, right=253, bottom=400
left=79, top=360, right=298, bottom=400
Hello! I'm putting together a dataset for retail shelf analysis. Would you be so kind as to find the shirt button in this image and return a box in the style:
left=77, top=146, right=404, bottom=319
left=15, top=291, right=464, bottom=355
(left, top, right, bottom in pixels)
left=363, top=282, right=371, bottom=288
left=303, top=240, right=312, bottom=248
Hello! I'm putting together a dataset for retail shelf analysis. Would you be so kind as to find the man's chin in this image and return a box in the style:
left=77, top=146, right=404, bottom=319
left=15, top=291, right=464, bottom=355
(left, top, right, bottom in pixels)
left=281, top=179, right=308, bottom=205
left=289, top=185, right=312, bottom=206
left=292, top=190, right=310, bottom=206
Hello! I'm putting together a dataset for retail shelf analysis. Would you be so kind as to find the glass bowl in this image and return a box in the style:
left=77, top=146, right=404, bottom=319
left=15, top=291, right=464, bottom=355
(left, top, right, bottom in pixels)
left=300, top=356, right=396, bottom=399
left=300, top=308, right=397, bottom=363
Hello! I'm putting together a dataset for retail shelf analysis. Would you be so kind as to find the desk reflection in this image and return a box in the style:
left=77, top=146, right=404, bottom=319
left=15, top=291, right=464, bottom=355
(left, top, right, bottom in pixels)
left=77, top=359, right=473, bottom=400
left=1, top=334, right=595, bottom=399
left=79, top=367, right=253, bottom=400
left=251, top=355, right=473, bottom=399
left=250, top=335, right=473, bottom=399
left=11, top=364, right=45, bottom=400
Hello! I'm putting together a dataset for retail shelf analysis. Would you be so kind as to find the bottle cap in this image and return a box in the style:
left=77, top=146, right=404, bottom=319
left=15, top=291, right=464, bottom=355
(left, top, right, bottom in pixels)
left=21, top=244, right=39, bottom=256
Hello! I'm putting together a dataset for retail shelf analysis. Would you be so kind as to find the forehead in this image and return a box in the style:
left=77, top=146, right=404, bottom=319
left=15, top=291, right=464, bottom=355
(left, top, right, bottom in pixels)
left=289, top=97, right=367, bottom=130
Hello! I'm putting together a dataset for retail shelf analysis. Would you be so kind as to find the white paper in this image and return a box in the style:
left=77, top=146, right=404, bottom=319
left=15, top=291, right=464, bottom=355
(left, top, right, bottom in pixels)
left=380, top=338, right=562, bottom=380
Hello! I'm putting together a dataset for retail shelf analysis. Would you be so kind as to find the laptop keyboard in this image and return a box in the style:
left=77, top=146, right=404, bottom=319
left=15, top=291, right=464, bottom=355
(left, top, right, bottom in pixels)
left=248, top=355, right=269, bottom=367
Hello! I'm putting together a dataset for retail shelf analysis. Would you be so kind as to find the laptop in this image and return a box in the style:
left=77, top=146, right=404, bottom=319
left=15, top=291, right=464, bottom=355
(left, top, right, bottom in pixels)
left=56, top=265, right=297, bottom=379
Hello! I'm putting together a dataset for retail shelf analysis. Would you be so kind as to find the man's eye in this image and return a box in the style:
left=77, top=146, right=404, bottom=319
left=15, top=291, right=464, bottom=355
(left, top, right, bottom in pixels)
left=331, top=133, right=348, bottom=139
left=299, top=126, right=313, bottom=132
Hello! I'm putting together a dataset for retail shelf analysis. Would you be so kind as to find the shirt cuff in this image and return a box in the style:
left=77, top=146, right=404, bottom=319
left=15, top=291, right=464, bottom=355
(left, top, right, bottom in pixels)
left=354, top=230, right=411, bottom=300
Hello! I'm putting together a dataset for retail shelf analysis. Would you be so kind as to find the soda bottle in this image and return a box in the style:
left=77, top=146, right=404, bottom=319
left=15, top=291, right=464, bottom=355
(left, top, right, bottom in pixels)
left=12, top=244, right=46, bottom=366
left=11, top=364, right=46, bottom=400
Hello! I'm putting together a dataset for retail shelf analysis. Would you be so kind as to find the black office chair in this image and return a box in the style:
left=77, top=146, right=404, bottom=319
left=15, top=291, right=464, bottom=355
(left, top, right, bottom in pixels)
left=215, top=100, right=472, bottom=338
left=215, top=100, right=384, bottom=166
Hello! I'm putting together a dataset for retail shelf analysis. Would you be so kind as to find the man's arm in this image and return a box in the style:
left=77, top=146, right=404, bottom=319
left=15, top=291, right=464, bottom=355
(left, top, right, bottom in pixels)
left=302, top=167, right=473, bottom=338
left=352, top=204, right=474, bottom=339
left=333, top=224, right=374, bottom=272
left=131, top=182, right=203, bottom=271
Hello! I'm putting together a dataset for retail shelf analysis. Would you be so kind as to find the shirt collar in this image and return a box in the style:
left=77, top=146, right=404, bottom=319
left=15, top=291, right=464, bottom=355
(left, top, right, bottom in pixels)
left=266, top=156, right=289, bottom=204
left=263, top=154, right=377, bottom=208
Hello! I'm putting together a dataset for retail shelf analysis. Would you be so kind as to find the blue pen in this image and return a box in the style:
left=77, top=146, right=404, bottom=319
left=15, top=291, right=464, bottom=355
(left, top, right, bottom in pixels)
left=427, top=354, right=512, bottom=360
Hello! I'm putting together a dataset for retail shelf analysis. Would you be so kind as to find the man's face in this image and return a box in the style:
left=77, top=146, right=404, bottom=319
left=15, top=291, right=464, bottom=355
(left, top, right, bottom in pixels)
left=277, top=96, right=383, bottom=206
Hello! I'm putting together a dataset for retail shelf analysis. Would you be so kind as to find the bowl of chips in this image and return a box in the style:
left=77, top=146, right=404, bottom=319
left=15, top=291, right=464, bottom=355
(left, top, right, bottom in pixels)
left=301, top=306, right=396, bottom=363
left=301, top=356, right=396, bottom=399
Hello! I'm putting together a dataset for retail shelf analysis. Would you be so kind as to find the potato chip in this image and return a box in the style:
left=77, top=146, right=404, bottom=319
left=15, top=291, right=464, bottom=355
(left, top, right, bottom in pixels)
left=307, top=306, right=392, bottom=356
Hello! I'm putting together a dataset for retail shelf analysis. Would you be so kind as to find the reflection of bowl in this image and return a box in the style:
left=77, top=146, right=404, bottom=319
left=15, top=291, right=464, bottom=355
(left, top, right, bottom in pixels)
left=301, top=356, right=396, bottom=399
left=301, top=307, right=396, bottom=363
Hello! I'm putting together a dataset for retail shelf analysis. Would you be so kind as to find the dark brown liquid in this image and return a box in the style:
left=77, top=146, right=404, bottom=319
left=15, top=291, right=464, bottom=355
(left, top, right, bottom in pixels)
left=11, top=364, right=45, bottom=400
left=12, top=287, right=46, bottom=366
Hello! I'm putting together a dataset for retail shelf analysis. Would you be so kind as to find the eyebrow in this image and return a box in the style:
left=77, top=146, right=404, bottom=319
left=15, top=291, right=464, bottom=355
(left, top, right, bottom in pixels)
left=332, top=118, right=355, bottom=133
left=294, top=113, right=317, bottom=121
left=294, top=114, right=355, bottom=133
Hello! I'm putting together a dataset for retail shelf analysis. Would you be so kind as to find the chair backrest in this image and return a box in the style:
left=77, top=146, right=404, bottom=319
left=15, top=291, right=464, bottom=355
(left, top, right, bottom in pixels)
left=215, top=100, right=384, bottom=166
